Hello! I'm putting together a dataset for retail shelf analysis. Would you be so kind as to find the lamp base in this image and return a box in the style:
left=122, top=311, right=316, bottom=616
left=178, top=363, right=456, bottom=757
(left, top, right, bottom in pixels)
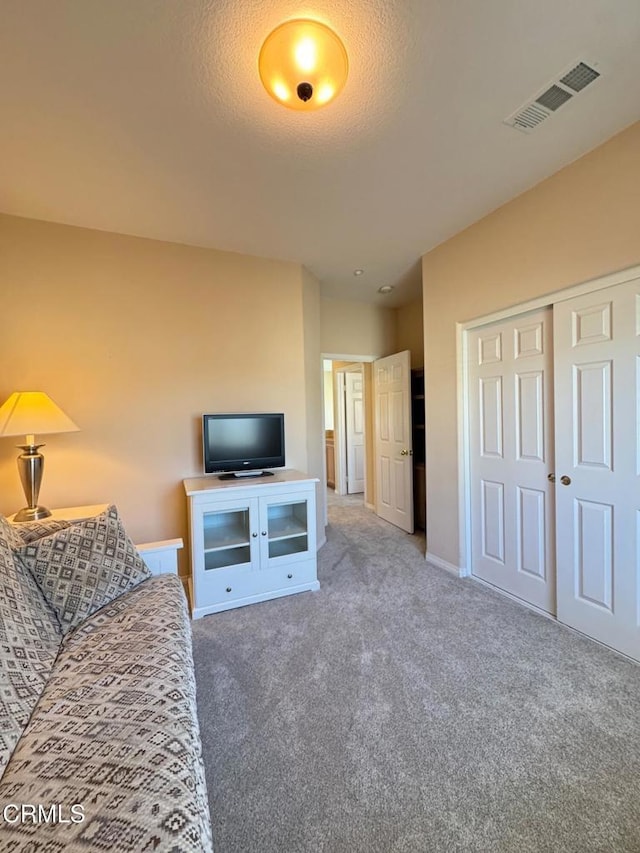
left=14, top=443, right=50, bottom=524
left=13, top=505, right=52, bottom=523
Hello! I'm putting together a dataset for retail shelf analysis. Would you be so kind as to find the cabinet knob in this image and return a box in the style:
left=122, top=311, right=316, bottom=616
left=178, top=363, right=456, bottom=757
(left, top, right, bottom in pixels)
left=261, top=531, right=267, bottom=536
left=252, top=532, right=258, bottom=537
left=226, top=587, right=232, bottom=593
left=287, top=573, right=293, bottom=579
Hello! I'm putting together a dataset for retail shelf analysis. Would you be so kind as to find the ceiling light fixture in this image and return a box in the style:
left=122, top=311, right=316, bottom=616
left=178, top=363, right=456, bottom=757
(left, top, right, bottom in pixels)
left=353, top=269, right=364, bottom=276
left=378, top=285, right=394, bottom=294
left=259, top=19, right=348, bottom=111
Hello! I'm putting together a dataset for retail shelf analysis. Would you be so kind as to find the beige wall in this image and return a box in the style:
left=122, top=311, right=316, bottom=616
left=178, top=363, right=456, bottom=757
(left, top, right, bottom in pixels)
left=320, top=299, right=396, bottom=357
left=322, top=364, right=334, bottom=429
left=0, top=214, right=314, bottom=573
left=396, top=297, right=424, bottom=369
left=422, top=120, right=640, bottom=568
left=301, top=266, right=325, bottom=540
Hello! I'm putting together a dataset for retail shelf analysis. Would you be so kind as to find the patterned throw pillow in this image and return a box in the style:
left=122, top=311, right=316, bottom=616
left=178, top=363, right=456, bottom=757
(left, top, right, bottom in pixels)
left=10, top=517, right=72, bottom=545
left=14, top=505, right=151, bottom=634
left=0, top=516, right=62, bottom=779
left=0, top=514, right=25, bottom=550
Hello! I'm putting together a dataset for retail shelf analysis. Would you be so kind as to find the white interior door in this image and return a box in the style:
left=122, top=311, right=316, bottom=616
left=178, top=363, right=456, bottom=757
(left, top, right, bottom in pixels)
left=345, top=370, right=365, bottom=494
left=553, top=278, right=640, bottom=661
left=374, top=350, right=414, bottom=533
left=469, top=308, right=556, bottom=613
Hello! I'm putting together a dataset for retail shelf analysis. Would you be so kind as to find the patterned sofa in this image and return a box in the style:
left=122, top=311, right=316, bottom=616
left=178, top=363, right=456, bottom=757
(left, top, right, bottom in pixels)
left=0, top=505, right=213, bottom=851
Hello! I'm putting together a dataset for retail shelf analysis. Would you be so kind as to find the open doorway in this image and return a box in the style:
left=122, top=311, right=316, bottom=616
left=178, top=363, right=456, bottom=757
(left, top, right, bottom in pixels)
left=321, top=350, right=424, bottom=539
left=323, top=359, right=368, bottom=502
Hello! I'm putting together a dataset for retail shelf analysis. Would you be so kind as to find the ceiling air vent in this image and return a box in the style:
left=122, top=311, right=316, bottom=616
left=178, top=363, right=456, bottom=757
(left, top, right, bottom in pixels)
left=504, top=60, right=601, bottom=133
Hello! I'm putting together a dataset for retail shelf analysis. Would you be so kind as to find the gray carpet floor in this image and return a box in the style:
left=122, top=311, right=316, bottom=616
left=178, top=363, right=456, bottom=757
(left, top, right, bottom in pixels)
left=192, top=491, right=640, bottom=853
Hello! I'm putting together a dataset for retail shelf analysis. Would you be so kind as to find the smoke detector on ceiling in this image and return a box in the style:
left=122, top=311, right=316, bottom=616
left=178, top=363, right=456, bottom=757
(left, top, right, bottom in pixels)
left=504, top=60, right=602, bottom=133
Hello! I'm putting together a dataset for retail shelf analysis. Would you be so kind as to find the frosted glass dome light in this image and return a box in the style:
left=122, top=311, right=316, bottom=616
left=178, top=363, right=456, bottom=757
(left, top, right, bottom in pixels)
left=259, top=19, right=349, bottom=111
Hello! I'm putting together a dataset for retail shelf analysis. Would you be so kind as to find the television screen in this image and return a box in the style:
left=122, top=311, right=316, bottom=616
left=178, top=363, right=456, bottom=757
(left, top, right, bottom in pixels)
left=203, top=413, right=285, bottom=478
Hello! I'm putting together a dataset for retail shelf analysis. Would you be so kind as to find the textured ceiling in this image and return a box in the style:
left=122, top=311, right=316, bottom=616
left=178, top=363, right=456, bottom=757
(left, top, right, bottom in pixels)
left=1, top=1, right=640, bottom=306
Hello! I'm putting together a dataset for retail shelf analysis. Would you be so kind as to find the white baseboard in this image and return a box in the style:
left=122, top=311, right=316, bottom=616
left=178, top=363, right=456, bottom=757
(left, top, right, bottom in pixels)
left=316, top=533, right=327, bottom=549
left=425, top=551, right=466, bottom=578
left=365, top=502, right=375, bottom=511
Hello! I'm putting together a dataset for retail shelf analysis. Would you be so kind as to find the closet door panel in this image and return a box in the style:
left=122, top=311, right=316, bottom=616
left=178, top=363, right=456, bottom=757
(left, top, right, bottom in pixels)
left=554, top=277, right=640, bottom=662
left=469, top=308, right=555, bottom=613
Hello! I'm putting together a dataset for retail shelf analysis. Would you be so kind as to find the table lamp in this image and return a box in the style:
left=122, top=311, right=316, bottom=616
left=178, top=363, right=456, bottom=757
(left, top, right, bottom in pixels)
left=0, top=391, right=79, bottom=521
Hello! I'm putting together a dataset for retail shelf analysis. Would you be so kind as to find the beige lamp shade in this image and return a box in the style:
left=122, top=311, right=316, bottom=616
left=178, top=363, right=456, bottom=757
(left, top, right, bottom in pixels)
left=259, top=19, right=348, bottom=111
left=0, top=391, right=79, bottom=444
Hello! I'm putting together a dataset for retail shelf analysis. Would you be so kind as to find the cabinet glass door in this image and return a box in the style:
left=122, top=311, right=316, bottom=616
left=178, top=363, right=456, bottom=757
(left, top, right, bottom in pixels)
left=265, top=499, right=309, bottom=560
left=203, top=505, right=252, bottom=570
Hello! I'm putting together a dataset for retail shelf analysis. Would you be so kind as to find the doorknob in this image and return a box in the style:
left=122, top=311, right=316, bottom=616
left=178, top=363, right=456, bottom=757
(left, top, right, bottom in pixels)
left=547, top=473, right=556, bottom=483
left=400, top=449, right=413, bottom=456
left=560, top=475, right=571, bottom=486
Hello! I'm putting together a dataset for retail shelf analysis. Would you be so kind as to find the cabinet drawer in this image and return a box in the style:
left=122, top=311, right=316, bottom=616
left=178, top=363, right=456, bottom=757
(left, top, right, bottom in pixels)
left=264, top=560, right=317, bottom=590
left=195, top=564, right=254, bottom=603
left=193, top=559, right=317, bottom=613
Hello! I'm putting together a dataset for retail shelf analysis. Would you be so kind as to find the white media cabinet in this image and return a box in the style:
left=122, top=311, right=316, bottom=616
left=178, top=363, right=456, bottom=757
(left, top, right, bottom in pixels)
left=183, top=470, right=319, bottom=618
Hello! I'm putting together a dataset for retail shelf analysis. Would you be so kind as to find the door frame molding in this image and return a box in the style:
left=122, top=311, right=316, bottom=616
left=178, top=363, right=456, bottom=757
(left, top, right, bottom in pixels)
left=456, top=262, right=640, bottom=579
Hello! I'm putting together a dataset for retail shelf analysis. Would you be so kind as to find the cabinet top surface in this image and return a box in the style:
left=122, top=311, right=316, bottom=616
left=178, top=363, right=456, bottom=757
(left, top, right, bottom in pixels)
left=9, top=504, right=110, bottom=523
left=183, top=469, right=318, bottom=496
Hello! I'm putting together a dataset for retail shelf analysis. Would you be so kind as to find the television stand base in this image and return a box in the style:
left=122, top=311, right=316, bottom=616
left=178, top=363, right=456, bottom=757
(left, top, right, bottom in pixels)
left=218, top=470, right=275, bottom=481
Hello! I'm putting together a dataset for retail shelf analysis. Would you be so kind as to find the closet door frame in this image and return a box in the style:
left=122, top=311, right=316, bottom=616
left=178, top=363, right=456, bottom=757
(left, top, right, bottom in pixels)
left=457, top=262, right=640, bottom=600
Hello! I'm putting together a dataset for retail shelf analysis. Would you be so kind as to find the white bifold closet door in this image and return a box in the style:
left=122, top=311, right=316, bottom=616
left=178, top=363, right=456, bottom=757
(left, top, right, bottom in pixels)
left=553, top=278, right=640, bottom=661
left=469, top=277, right=640, bottom=662
left=469, top=308, right=556, bottom=614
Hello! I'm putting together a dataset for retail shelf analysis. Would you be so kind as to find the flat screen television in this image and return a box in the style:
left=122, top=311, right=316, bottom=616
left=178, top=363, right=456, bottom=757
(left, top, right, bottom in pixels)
left=202, top=412, right=285, bottom=479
